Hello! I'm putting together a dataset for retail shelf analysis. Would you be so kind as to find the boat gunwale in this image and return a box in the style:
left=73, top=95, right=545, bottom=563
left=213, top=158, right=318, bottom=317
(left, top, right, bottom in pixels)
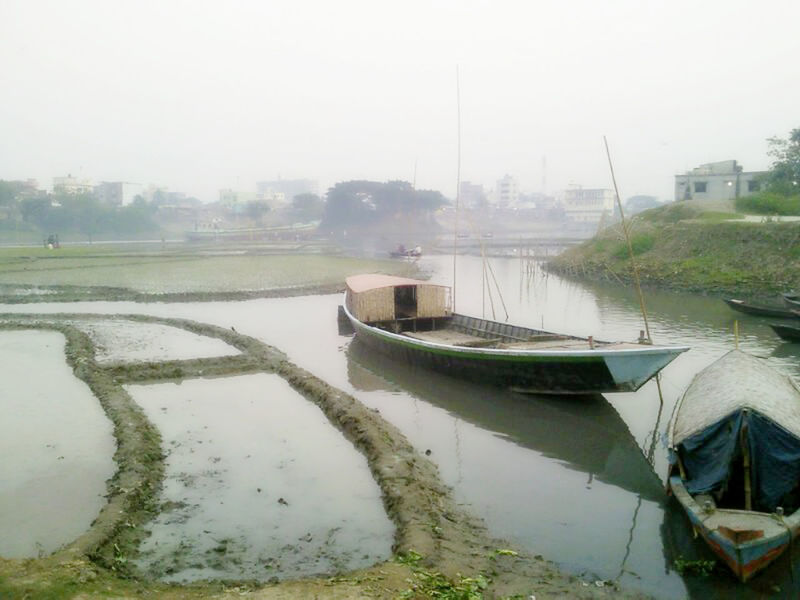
left=342, top=292, right=690, bottom=360
left=669, top=475, right=800, bottom=545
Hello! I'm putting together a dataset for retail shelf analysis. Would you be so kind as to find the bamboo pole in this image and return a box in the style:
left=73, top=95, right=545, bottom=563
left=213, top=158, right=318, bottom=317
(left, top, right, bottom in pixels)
left=603, top=136, right=652, bottom=342
left=452, top=66, right=461, bottom=312
left=742, top=419, right=752, bottom=511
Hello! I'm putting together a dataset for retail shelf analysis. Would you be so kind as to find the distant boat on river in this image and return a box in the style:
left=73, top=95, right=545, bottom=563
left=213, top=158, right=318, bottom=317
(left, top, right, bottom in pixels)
left=186, top=222, right=317, bottom=242
left=341, top=274, right=689, bottom=395
left=389, top=244, right=422, bottom=258
left=724, top=298, right=800, bottom=320
left=667, top=350, right=800, bottom=581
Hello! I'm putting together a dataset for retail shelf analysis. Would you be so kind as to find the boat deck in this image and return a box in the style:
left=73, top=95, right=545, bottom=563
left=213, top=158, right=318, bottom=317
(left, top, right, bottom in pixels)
left=402, top=329, right=641, bottom=351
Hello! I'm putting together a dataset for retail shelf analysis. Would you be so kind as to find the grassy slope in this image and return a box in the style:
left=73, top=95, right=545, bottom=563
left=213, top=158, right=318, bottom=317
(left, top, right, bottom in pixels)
left=547, top=202, right=800, bottom=298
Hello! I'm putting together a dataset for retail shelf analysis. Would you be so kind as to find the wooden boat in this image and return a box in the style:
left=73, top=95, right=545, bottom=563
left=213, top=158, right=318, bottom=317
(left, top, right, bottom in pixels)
left=724, top=298, right=800, bottom=319
left=771, top=323, right=800, bottom=342
left=783, top=293, right=800, bottom=309
left=667, top=350, right=800, bottom=581
left=342, top=274, right=689, bottom=394
left=389, top=245, right=422, bottom=258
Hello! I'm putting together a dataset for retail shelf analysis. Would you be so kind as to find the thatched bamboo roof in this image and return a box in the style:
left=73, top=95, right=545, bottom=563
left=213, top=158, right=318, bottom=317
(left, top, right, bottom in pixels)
left=670, top=350, right=800, bottom=445
left=345, top=274, right=448, bottom=293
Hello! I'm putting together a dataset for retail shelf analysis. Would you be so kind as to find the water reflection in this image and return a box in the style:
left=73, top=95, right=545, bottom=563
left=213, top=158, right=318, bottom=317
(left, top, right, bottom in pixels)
left=347, top=339, right=664, bottom=503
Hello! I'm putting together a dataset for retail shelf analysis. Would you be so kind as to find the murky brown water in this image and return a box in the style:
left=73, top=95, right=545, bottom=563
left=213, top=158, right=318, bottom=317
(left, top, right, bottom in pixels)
left=2, top=254, right=800, bottom=597
left=0, top=330, right=115, bottom=558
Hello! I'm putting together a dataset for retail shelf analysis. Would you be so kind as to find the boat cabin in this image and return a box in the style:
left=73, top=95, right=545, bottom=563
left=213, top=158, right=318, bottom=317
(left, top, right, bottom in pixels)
left=345, top=274, right=451, bottom=330
left=670, top=351, right=800, bottom=514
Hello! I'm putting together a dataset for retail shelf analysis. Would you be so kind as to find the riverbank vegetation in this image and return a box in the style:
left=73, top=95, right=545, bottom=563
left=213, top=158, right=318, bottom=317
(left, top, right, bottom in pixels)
left=547, top=200, right=800, bottom=298
left=550, top=127, right=800, bottom=298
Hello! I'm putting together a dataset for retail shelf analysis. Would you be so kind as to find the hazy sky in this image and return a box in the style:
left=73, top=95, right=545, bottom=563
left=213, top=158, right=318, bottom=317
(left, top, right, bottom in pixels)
left=2, top=0, right=798, bottom=202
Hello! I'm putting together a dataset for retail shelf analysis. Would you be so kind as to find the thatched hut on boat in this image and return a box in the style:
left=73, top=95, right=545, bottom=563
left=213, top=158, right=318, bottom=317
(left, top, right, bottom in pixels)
left=345, top=274, right=451, bottom=325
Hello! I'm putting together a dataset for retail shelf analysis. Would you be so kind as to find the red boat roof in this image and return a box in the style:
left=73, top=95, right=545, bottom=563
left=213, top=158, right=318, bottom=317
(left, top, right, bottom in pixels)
left=345, top=274, right=447, bottom=293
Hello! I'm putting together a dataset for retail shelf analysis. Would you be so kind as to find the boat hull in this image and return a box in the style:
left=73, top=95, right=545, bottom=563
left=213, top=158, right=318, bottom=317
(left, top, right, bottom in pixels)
left=669, top=476, right=800, bottom=581
left=770, top=323, right=800, bottom=342
left=343, top=302, right=687, bottom=394
left=724, top=298, right=800, bottom=319
left=783, top=293, right=800, bottom=308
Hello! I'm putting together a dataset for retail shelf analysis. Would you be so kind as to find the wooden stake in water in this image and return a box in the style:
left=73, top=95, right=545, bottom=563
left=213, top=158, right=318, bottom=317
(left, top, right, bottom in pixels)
left=734, top=320, right=739, bottom=349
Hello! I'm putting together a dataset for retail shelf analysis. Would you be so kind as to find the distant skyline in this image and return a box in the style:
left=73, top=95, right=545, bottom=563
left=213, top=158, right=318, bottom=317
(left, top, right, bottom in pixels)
left=2, top=0, right=798, bottom=203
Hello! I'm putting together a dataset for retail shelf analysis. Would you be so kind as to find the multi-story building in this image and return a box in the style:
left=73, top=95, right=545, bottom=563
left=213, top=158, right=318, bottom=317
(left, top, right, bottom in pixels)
left=94, top=181, right=143, bottom=206
left=561, top=186, right=615, bottom=223
left=256, top=178, right=319, bottom=205
left=674, top=160, right=765, bottom=202
left=53, top=174, right=92, bottom=195
left=495, top=174, right=519, bottom=208
left=458, top=181, right=487, bottom=209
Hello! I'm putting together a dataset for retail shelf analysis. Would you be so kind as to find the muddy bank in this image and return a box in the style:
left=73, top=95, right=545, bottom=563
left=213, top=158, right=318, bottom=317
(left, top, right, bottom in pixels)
left=0, top=311, right=646, bottom=598
left=0, top=282, right=346, bottom=305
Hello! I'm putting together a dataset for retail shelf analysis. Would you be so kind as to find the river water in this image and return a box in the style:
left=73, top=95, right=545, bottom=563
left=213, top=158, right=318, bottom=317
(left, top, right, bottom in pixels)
left=2, top=253, right=799, bottom=598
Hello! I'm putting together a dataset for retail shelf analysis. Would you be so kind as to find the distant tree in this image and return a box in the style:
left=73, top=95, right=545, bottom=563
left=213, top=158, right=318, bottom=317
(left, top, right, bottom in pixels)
left=0, top=181, right=22, bottom=206
left=291, top=193, right=324, bottom=221
left=765, top=127, right=800, bottom=195
left=321, top=180, right=446, bottom=229
left=20, top=196, right=52, bottom=227
left=245, top=199, right=271, bottom=224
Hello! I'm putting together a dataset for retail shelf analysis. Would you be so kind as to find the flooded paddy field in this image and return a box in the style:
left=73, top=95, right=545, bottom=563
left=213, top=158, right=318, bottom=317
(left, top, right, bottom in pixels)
left=3, top=251, right=800, bottom=598
left=0, top=245, right=418, bottom=301
left=128, top=373, right=393, bottom=582
left=0, top=329, right=115, bottom=558
left=67, top=317, right=241, bottom=364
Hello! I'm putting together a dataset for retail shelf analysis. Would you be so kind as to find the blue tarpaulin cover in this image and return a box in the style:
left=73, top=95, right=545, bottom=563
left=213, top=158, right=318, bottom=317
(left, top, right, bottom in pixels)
left=678, top=410, right=800, bottom=512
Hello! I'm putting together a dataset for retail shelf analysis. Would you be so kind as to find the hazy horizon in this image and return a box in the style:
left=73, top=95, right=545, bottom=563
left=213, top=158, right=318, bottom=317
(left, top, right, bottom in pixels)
left=2, top=0, right=798, bottom=203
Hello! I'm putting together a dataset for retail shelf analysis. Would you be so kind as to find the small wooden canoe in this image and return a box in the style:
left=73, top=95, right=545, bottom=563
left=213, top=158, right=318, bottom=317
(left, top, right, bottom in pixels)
left=770, top=323, right=800, bottom=342
left=724, top=298, right=800, bottom=319
left=783, top=293, right=800, bottom=309
left=668, top=350, right=800, bottom=581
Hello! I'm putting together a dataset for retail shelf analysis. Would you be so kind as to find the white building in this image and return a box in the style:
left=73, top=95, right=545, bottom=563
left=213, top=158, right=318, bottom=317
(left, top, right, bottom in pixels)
left=495, top=174, right=519, bottom=208
left=561, top=186, right=615, bottom=223
left=53, top=174, right=92, bottom=195
left=256, top=178, right=318, bottom=205
left=674, top=160, right=765, bottom=202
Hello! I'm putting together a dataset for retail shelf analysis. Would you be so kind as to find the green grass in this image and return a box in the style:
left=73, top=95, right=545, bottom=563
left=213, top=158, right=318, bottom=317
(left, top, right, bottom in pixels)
left=0, top=249, right=414, bottom=295
left=735, top=192, right=800, bottom=216
left=612, top=233, right=654, bottom=259
left=696, top=211, right=745, bottom=222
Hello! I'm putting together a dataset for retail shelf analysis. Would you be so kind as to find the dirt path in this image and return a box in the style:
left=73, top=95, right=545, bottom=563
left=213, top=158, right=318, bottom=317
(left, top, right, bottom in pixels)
left=0, top=310, right=648, bottom=599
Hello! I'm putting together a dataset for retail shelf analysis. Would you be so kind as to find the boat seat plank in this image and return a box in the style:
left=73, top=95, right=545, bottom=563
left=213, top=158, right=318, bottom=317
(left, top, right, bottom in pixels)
left=403, top=330, right=489, bottom=346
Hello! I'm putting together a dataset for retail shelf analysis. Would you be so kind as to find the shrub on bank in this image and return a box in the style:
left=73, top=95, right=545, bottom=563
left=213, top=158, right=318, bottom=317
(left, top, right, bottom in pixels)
left=612, top=233, right=654, bottom=259
left=735, top=192, right=800, bottom=216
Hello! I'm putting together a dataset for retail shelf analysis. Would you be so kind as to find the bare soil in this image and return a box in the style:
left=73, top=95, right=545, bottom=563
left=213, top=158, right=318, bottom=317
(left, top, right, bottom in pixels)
left=0, top=305, right=649, bottom=599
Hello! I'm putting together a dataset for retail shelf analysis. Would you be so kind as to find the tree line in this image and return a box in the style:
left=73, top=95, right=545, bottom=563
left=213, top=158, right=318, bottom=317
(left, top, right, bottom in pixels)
left=320, top=180, right=446, bottom=229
